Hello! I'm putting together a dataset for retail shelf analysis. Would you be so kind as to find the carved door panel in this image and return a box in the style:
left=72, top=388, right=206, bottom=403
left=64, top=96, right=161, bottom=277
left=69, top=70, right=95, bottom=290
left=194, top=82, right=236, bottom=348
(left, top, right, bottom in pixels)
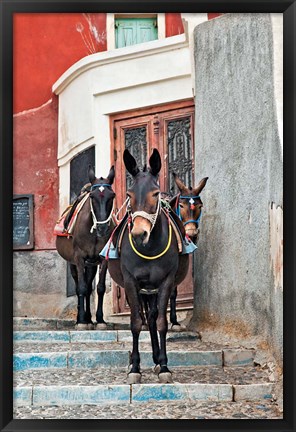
left=110, top=101, right=195, bottom=314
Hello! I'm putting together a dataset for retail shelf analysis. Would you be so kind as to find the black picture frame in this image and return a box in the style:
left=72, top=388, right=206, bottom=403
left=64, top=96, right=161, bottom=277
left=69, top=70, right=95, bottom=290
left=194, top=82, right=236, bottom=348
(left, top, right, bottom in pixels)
left=13, top=194, right=34, bottom=250
left=1, top=1, right=295, bottom=431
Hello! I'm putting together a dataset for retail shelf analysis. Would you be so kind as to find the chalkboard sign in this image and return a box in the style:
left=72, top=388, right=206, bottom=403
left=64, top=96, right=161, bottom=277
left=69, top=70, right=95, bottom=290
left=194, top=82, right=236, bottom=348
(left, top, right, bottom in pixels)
left=13, top=194, right=34, bottom=250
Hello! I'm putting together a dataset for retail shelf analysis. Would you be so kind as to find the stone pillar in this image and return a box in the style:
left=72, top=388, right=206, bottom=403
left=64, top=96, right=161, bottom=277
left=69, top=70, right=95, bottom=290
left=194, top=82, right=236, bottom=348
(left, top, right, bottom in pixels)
left=192, top=13, right=283, bottom=365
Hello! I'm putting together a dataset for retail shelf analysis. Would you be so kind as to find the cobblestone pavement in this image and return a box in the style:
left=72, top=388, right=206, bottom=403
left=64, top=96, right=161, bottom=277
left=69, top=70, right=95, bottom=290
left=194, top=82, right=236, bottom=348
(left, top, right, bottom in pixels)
left=14, top=399, right=282, bottom=419
left=14, top=365, right=271, bottom=386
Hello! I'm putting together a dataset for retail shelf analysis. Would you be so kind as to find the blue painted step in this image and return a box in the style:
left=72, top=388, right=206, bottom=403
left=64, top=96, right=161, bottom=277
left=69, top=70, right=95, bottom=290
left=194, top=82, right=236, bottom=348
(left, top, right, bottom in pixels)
left=14, top=382, right=273, bottom=407
left=13, top=350, right=223, bottom=371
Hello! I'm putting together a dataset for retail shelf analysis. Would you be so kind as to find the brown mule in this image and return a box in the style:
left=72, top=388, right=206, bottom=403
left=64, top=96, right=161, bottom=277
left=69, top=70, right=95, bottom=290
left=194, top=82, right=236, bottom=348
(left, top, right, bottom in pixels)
left=108, top=149, right=189, bottom=384
left=168, top=173, right=208, bottom=331
left=56, top=166, right=116, bottom=329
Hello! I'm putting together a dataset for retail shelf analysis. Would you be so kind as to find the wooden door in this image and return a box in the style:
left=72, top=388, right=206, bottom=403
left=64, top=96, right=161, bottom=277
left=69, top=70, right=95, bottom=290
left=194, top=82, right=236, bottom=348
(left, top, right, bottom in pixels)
left=110, top=100, right=195, bottom=314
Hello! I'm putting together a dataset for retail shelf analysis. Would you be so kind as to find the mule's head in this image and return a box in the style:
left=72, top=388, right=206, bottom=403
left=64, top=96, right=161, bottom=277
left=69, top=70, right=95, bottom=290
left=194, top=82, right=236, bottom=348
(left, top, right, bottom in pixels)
left=88, top=165, right=115, bottom=237
left=124, top=148, right=161, bottom=247
left=171, top=174, right=208, bottom=242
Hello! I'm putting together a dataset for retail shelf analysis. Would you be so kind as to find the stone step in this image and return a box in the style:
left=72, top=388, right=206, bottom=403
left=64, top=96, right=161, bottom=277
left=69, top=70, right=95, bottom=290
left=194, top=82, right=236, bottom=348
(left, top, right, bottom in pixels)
left=13, top=330, right=256, bottom=370
left=13, top=348, right=255, bottom=370
left=14, top=382, right=274, bottom=406
left=13, top=329, right=200, bottom=344
left=14, top=349, right=226, bottom=370
left=14, top=366, right=273, bottom=407
left=13, top=317, right=130, bottom=331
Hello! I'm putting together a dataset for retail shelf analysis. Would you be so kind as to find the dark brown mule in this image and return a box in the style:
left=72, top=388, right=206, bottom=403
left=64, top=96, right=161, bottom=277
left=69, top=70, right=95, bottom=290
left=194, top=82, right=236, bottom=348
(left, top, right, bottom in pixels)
left=169, top=174, right=208, bottom=330
left=108, top=149, right=188, bottom=383
left=56, top=166, right=116, bottom=329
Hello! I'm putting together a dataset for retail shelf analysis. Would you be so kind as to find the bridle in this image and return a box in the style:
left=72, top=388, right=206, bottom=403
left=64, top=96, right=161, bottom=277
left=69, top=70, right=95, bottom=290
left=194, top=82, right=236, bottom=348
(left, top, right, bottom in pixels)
left=129, top=195, right=161, bottom=232
left=89, top=183, right=115, bottom=234
left=175, top=194, right=202, bottom=226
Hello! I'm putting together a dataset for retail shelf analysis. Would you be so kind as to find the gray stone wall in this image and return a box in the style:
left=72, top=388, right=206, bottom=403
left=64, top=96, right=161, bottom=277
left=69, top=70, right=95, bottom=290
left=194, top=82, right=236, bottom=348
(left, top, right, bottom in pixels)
left=192, top=14, right=283, bottom=364
left=13, top=250, right=76, bottom=318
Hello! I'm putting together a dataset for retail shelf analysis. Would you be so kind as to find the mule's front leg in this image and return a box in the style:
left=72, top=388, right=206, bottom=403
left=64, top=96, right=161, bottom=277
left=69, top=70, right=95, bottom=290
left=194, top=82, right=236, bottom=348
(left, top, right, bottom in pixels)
left=95, top=259, right=108, bottom=329
left=128, top=308, right=142, bottom=384
left=75, top=258, right=89, bottom=328
left=124, top=277, right=142, bottom=383
left=146, top=295, right=160, bottom=368
left=170, top=286, right=180, bottom=328
left=84, top=265, right=97, bottom=329
left=157, top=278, right=174, bottom=383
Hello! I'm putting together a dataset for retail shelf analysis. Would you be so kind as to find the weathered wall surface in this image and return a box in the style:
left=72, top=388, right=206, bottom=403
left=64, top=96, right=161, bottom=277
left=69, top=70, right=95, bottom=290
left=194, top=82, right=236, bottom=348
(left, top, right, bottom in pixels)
left=192, top=14, right=283, bottom=364
left=13, top=251, right=76, bottom=318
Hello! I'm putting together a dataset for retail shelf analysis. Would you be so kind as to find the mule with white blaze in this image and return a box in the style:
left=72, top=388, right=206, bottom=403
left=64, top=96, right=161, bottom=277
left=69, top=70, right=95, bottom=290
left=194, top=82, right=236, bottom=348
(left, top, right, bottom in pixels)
left=108, top=149, right=189, bottom=384
left=169, top=173, right=208, bottom=329
left=56, top=166, right=116, bottom=329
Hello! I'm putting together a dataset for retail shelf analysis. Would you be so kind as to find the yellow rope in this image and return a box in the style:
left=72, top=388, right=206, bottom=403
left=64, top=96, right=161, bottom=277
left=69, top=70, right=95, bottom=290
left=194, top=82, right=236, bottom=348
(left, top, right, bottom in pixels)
left=128, top=224, right=172, bottom=260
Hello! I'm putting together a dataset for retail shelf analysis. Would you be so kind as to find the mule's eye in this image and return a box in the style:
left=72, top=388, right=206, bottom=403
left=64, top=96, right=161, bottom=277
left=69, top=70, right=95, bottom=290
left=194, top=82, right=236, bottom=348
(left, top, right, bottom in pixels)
left=179, top=204, right=184, bottom=208
left=126, top=192, right=131, bottom=198
left=152, top=191, right=160, bottom=197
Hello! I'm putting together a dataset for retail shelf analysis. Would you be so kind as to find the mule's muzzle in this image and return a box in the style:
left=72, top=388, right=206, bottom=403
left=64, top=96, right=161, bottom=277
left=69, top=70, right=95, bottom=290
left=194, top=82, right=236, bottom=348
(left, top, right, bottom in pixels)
left=132, top=230, right=149, bottom=247
left=131, top=217, right=151, bottom=246
left=185, top=224, right=199, bottom=240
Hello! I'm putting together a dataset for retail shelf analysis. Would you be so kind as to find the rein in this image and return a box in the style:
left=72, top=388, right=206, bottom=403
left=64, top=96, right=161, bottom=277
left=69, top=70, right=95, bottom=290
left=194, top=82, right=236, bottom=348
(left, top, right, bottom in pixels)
left=176, top=194, right=202, bottom=226
left=128, top=209, right=172, bottom=260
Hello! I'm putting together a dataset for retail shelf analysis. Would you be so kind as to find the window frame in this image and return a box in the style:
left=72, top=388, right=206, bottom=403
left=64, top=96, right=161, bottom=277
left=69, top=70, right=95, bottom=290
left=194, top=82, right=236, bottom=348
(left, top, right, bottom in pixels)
left=107, top=13, right=166, bottom=51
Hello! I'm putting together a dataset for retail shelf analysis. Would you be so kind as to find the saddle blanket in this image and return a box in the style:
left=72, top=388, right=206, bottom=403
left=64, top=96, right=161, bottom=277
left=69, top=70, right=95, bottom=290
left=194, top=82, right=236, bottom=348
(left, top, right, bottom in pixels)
left=53, top=193, right=89, bottom=237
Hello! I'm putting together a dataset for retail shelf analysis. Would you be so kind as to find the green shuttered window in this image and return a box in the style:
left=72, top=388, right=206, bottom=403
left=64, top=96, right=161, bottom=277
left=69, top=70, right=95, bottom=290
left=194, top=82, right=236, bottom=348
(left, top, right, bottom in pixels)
left=115, top=18, right=158, bottom=48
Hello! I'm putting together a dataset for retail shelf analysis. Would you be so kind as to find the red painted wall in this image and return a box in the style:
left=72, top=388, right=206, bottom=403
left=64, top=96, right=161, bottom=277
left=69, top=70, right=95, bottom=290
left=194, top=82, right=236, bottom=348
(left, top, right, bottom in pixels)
left=165, top=13, right=184, bottom=37
left=13, top=13, right=107, bottom=114
left=208, top=13, right=224, bottom=20
left=13, top=13, right=107, bottom=249
left=13, top=97, right=59, bottom=249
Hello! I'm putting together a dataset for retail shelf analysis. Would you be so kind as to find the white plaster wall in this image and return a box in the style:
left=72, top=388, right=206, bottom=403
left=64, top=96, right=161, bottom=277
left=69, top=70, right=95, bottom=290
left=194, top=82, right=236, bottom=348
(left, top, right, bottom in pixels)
left=53, top=33, right=193, bottom=209
left=181, top=13, right=208, bottom=93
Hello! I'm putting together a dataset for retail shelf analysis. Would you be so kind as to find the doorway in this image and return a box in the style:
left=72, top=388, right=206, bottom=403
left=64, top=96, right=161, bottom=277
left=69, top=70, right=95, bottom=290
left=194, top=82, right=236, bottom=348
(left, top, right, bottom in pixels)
left=110, top=100, right=195, bottom=313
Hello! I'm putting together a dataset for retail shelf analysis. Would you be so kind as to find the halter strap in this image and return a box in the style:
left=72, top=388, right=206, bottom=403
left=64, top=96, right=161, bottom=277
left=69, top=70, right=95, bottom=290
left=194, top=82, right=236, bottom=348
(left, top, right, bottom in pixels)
left=183, top=210, right=202, bottom=226
left=176, top=194, right=202, bottom=226
left=91, top=183, right=111, bottom=191
left=179, top=195, right=200, bottom=199
left=90, top=196, right=114, bottom=233
left=130, top=196, right=161, bottom=232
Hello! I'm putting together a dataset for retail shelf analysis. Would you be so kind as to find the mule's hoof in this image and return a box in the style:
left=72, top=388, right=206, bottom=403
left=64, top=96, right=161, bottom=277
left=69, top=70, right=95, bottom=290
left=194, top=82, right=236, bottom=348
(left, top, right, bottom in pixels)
left=141, top=324, right=148, bottom=331
left=153, top=364, right=161, bottom=374
left=75, top=323, right=89, bottom=330
left=87, top=323, right=95, bottom=330
left=158, top=372, right=173, bottom=383
left=96, top=322, right=108, bottom=330
left=171, top=324, right=186, bottom=332
left=127, top=373, right=141, bottom=384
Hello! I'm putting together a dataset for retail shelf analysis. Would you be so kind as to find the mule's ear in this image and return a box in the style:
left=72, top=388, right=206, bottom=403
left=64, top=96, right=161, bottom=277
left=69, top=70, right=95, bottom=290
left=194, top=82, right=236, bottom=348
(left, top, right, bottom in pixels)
left=123, top=149, right=139, bottom=177
left=107, top=165, right=115, bottom=185
left=194, top=177, right=209, bottom=195
left=169, top=194, right=179, bottom=210
left=173, top=173, right=187, bottom=194
left=149, top=149, right=161, bottom=176
left=88, top=165, right=96, bottom=184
